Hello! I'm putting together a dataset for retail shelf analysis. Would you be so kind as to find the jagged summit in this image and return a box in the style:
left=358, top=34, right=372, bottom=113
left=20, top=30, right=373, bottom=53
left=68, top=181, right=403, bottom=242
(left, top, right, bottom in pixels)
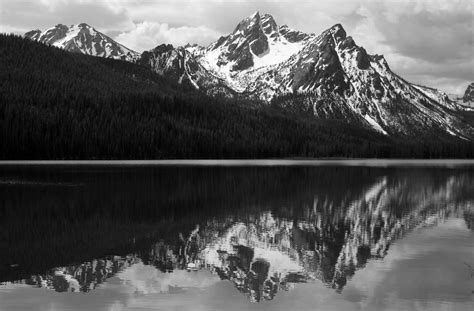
left=331, top=23, right=343, bottom=29
left=23, top=13, right=474, bottom=140
left=150, top=43, right=174, bottom=53
left=464, top=82, right=474, bottom=103
left=206, top=11, right=287, bottom=71
left=141, top=12, right=472, bottom=139
left=25, top=23, right=139, bottom=61
left=23, top=173, right=463, bottom=298
left=235, top=11, right=261, bottom=28
left=202, top=12, right=311, bottom=81
left=326, top=23, right=345, bottom=33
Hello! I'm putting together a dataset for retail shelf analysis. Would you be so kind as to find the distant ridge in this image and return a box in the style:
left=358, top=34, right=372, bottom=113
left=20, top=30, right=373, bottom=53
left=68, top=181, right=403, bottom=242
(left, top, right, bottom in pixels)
left=20, top=13, right=474, bottom=142
left=25, top=23, right=139, bottom=62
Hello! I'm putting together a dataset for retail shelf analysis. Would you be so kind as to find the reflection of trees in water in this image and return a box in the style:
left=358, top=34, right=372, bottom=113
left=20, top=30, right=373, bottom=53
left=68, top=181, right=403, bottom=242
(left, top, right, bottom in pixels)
left=13, top=170, right=474, bottom=301
left=195, top=174, right=471, bottom=297
left=210, top=245, right=303, bottom=302
left=463, top=203, right=474, bottom=230
left=143, top=226, right=201, bottom=272
left=26, top=256, right=139, bottom=292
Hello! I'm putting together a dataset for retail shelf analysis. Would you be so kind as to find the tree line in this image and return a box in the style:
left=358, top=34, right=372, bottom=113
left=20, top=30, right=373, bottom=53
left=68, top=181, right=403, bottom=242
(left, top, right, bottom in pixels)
left=1, top=34, right=473, bottom=159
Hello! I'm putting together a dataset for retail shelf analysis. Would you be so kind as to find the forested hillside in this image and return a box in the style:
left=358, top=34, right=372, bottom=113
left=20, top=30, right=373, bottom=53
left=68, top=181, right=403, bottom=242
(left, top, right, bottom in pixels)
left=1, top=34, right=473, bottom=159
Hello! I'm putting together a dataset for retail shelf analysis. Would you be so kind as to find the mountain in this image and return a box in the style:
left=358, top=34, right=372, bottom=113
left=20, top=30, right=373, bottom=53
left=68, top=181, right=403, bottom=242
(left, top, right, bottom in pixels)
left=22, top=16, right=473, bottom=140
left=25, top=23, right=139, bottom=62
left=141, top=13, right=313, bottom=98
left=142, top=12, right=473, bottom=140
left=464, top=83, right=474, bottom=103
left=139, top=44, right=235, bottom=97
left=5, top=34, right=419, bottom=160
left=26, top=256, right=140, bottom=293
left=17, top=170, right=472, bottom=299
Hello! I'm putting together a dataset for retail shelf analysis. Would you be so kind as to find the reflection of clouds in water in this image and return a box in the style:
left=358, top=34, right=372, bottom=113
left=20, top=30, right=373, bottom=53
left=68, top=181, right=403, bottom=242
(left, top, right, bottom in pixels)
left=23, top=173, right=473, bottom=302
left=203, top=220, right=303, bottom=276
left=115, top=262, right=220, bottom=295
left=7, top=170, right=473, bottom=309
left=2, top=216, right=472, bottom=311
left=1, top=218, right=471, bottom=311
left=198, top=174, right=472, bottom=296
left=342, top=218, right=474, bottom=311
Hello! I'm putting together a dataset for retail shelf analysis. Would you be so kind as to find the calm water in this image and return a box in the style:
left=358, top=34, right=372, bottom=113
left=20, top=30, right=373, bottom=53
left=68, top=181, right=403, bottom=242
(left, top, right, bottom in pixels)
left=0, top=161, right=473, bottom=311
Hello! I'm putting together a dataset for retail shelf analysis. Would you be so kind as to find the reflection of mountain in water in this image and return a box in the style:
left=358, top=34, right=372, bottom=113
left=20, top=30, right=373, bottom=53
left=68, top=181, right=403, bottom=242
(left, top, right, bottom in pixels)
left=22, top=172, right=472, bottom=302
left=26, top=256, right=139, bottom=292
left=463, top=204, right=474, bottom=230
left=198, top=175, right=471, bottom=299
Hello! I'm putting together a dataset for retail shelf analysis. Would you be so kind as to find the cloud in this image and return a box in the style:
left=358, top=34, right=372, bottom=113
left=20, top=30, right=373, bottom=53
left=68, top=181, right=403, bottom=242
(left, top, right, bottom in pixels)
left=0, top=0, right=471, bottom=93
left=0, top=0, right=132, bottom=33
left=119, top=0, right=363, bottom=35
left=115, top=21, right=222, bottom=52
left=390, top=55, right=474, bottom=94
left=341, top=0, right=474, bottom=93
left=359, top=0, right=473, bottom=63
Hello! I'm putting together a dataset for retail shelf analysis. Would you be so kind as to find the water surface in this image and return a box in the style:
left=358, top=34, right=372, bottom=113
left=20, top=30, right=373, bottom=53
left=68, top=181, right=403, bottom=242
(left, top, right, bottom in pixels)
left=0, top=160, right=473, bottom=310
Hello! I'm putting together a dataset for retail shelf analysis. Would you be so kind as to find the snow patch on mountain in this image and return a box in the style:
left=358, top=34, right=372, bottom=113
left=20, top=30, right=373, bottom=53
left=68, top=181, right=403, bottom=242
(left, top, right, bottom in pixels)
left=25, top=15, right=473, bottom=140
left=251, top=37, right=305, bottom=69
left=25, top=23, right=139, bottom=62
left=194, top=12, right=310, bottom=93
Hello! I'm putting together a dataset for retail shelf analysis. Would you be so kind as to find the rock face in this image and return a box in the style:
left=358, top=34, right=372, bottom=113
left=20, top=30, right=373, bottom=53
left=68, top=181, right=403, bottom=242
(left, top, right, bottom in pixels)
left=25, top=23, right=139, bottom=62
left=24, top=172, right=469, bottom=299
left=139, top=44, right=235, bottom=97
left=25, top=14, right=474, bottom=139
left=141, top=12, right=473, bottom=139
left=213, top=12, right=269, bottom=71
left=463, top=83, right=474, bottom=103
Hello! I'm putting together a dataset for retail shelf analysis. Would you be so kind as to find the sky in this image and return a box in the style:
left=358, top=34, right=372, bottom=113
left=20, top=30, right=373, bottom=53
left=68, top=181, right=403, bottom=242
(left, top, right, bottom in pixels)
left=0, top=0, right=472, bottom=94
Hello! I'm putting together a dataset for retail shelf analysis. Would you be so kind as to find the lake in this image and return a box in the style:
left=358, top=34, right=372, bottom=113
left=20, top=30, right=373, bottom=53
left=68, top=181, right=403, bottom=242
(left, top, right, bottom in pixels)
left=0, top=160, right=473, bottom=311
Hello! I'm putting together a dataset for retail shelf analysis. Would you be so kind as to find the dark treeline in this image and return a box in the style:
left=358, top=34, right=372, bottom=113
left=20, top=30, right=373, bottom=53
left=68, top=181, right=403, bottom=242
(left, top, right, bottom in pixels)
left=1, top=34, right=473, bottom=159
left=3, top=165, right=472, bottom=281
left=0, top=165, right=386, bottom=281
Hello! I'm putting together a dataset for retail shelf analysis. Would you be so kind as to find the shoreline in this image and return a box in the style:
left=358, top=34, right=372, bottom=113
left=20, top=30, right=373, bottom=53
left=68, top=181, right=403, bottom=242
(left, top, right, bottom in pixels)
left=1, top=158, right=474, bottom=167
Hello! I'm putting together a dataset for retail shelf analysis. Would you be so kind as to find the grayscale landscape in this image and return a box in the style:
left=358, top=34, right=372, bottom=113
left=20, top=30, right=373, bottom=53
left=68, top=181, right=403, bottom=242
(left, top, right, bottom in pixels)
left=0, top=1, right=473, bottom=310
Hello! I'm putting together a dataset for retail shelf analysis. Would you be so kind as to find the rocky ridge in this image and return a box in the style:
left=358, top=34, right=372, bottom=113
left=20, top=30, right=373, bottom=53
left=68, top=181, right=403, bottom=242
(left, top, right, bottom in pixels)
left=25, top=23, right=139, bottom=62
left=24, top=14, right=474, bottom=139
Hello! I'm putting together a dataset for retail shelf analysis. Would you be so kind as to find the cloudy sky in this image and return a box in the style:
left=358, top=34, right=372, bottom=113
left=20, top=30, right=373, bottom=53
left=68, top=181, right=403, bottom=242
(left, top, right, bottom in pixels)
left=1, top=0, right=472, bottom=94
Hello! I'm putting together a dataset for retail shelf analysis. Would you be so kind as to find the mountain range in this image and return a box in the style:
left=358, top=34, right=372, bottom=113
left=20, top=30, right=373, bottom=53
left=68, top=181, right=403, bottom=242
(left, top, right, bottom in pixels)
left=24, top=12, right=474, bottom=140
left=19, top=172, right=473, bottom=299
left=25, top=23, right=139, bottom=62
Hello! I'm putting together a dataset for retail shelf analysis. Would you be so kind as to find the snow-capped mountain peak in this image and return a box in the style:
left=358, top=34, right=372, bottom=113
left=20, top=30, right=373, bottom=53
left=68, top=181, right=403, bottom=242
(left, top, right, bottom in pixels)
left=24, top=14, right=474, bottom=140
left=204, top=12, right=310, bottom=73
left=25, top=23, right=139, bottom=62
left=140, top=13, right=473, bottom=139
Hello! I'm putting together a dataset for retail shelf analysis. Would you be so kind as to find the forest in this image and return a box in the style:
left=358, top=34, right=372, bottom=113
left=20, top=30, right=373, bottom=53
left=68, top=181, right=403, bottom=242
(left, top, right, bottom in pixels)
left=1, top=34, right=473, bottom=159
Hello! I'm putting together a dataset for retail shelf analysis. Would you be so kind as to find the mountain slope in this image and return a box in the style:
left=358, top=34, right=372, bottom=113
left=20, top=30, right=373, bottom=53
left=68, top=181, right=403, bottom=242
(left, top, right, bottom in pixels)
left=23, top=17, right=473, bottom=140
left=464, top=83, right=474, bottom=103
left=138, top=44, right=236, bottom=97
left=6, top=34, right=431, bottom=160
left=25, top=23, right=139, bottom=61
left=142, top=12, right=473, bottom=140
